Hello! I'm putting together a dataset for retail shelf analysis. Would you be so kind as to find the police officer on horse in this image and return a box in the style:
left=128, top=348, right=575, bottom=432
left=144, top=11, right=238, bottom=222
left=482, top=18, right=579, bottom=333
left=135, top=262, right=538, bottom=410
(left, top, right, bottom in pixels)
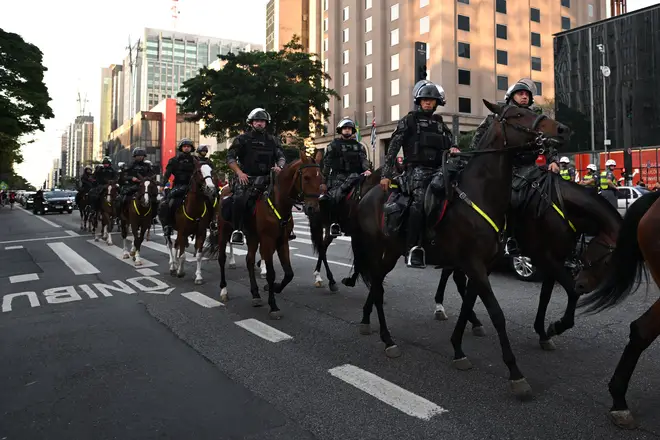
left=159, top=138, right=198, bottom=236
left=197, top=145, right=212, bottom=167
left=89, top=157, right=118, bottom=211
left=117, top=147, right=157, bottom=216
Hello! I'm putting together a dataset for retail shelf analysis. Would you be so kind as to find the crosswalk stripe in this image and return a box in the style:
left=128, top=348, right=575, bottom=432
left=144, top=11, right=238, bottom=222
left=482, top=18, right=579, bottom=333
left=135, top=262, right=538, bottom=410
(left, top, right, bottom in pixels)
left=47, top=242, right=100, bottom=275
left=294, top=253, right=352, bottom=267
left=181, top=291, right=224, bottom=308
left=87, top=240, right=158, bottom=268
left=5, top=245, right=23, bottom=250
left=235, top=318, right=293, bottom=343
left=9, top=273, right=39, bottom=283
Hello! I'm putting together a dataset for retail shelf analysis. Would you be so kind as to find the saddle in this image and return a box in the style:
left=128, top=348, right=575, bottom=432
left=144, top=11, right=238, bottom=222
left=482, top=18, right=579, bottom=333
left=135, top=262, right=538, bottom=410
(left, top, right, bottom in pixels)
left=511, top=165, right=565, bottom=218
left=221, top=175, right=270, bottom=221
left=329, top=173, right=363, bottom=204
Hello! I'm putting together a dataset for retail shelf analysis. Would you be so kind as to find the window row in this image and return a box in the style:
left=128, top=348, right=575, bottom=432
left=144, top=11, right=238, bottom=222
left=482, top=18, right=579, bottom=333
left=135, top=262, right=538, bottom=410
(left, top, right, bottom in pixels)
left=458, top=42, right=543, bottom=71
left=456, top=69, right=543, bottom=95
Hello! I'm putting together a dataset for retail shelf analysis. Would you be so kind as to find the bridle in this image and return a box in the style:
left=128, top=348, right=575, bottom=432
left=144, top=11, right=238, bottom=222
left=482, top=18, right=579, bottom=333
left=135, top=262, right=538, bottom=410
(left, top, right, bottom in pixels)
left=578, top=235, right=616, bottom=269
left=288, top=161, right=321, bottom=205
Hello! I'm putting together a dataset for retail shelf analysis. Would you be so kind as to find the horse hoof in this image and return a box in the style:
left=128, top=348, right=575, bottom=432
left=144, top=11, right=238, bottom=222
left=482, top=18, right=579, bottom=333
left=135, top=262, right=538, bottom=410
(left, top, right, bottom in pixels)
left=94, top=238, right=99, bottom=242
left=472, top=326, right=487, bottom=337
left=385, top=345, right=401, bottom=358
left=269, top=310, right=282, bottom=320
left=170, top=269, right=177, bottom=277
left=229, top=263, right=236, bottom=269
left=540, top=339, right=556, bottom=351
left=434, top=310, right=449, bottom=321
left=359, top=323, right=371, bottom=335
left=122, top=253, right=130, bottom=259
left=194, top=279, right=203, bottom=285
left=260, top=272, right=267, bottom=279
left=341, top=277, right=355, bottom=287
left=329, top=282, right=339, bottom=292
left=252, top=298, right=263, bottom=307
left=452, top=357, right=473, bottom=371
left=220, top=288, right=229, bottom=303
left=610, top=410, right=637, bottom=430
left=177, top=272, right=185, bottom=278
left=509, top=378, right=533, bottom=400
left=135, top=261, right=143, bottom=267
left=263, top=284, right=269, bottom=292
left=314, top=280, right=324, bottom=288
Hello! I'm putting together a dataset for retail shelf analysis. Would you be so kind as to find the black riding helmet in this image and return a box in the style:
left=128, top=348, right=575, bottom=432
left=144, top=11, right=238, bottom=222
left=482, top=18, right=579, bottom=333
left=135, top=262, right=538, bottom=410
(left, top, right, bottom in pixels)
left=414, top=83, right=446, bottom=114
left=132, top=147, right=146, bottom=157
left=102, top=156, right=112, bottom=165
left=197, top=145, right=209, bottom=154
left=336, top=118, right=356, bottom=135
left=246, top=108, right=271, bottom=132
left=505, top=82, right=534, bottom=108
left=178, top=138, right=195, bottom=152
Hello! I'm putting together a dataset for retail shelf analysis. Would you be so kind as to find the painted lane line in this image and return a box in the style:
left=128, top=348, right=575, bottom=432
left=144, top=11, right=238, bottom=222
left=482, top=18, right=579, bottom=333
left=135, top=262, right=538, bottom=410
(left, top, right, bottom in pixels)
left=181, top=291, right=224, bottom=308
left=9, top=273, right=40, bottom=283
left=136, top=268, right=160, bottom=276
left=1, top=235, right=85, bottom=245
left=292, top=228, right=351, bottom=243
left=328, top=364, right=448, bottom=420
left=86, top=240, right=158, bottom=268
left=5, top=245, right=24, bottom=250
left=234, top=318, right=293, bottom=343
left=294, top=253, right=352, bottom=267
left=65, top=230, right=80, bottom=236
left=141, top=241, right=201, bottom=263
left=47, top=242, right=100, bottom=275
left=16, top=206, right=62, bottom=228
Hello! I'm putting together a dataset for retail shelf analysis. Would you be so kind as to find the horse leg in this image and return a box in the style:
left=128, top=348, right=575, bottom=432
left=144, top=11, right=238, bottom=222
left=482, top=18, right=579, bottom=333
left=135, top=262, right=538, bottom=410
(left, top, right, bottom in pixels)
left=453, top=270, right=486, bottom=335
left=228, top=243, right=236, bottom=269
left=272, top=240, right=295, bottom=294
left=176, top=230, right=187, bottom=278
left=311, top=225, right=326, bottom=287
left=193, top=230, right=206, bottom=285
left=371, top=249, right=402, bottom=357
left=246, top=237, right=262, bottom=306
left=322, top=235, right=338, bottom=292
left=218, top=231, right=230, bottom=302
left=104, top=213, right=113, bottom=246
left=434, top=268, right=453, bottom=320
left=260, top=248, right=267, bottom=279
left=132, top=220, right=149, bottom=266
left=93, top=211, right=101, bottom=241
left=121, top=216, right=131, bottom=259
left=166, top=228, right=178, bottom=276
left=533, top=276, right=558, bottom=350
left=607, top=300, right=660, bottom=429
left=313, top=255, right=324, bottom=287
left=545, top=266, right=581, bottom=341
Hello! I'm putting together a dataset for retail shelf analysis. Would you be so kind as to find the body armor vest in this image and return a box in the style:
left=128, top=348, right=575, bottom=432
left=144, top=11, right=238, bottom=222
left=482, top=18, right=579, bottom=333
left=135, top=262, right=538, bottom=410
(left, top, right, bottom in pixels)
left=95, top=167, right=117, bottom=185
left=560, top=169, right=571, bottom=181
left=600, top=170, right=616, bottom=190
left=403, top=114, right=452, bottom=167
left=329, top=139, right=362, bottom=174
left=242, top=134, right=276, bottom=176
left=173, top=155, right=196, bottom=185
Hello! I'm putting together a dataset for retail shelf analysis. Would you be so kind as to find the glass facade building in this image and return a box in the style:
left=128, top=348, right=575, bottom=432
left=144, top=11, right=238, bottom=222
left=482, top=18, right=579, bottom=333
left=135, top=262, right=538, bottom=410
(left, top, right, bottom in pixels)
left=554, top=5, right=660, bottom=154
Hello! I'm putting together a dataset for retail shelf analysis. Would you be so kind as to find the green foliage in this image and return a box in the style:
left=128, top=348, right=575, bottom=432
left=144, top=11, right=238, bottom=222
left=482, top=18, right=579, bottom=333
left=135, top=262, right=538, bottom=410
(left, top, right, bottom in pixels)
left=458, top=131, right=476, bottom=151
left=178, top=36, right=338, bottom=141
left=3, top=172, right=34, bottom=190
left=208, top=150, right=230, bottom=178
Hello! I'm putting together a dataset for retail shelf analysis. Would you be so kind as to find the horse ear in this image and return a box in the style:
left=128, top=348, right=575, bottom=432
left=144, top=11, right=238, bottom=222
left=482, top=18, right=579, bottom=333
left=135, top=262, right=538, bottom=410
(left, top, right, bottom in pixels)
left=483, top=99, right=503, bottom=115
left=299, top=148, right=307, bottom=162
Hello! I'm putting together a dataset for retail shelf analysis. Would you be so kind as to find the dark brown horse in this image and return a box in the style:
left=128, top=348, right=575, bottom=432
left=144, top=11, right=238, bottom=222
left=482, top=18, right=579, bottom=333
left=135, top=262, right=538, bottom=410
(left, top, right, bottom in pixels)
left=205, top=150, right=321, bottom=316
left=164, top=160, right=217, bottom=284
left=119, top=178, right=159, bottom=266
left=92, top=182, right=118, bottom=246
left=350, top=100, right=569, bottom=400
left=77, top=191, right=92, bottom=231
left=578, top=191, right=660, bottom=429
left=432, top=178, right=622, bottom=348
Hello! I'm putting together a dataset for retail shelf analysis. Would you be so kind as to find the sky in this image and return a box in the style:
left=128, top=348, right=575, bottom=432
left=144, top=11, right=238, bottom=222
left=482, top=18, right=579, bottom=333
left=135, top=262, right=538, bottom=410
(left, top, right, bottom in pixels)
left=1, top=0, right=659, bottom=187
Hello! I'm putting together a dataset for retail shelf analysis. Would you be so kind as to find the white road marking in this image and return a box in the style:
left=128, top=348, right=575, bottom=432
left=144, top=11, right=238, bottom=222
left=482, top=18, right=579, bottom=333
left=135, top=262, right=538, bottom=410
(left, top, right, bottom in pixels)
left=65, top=230, right=80, bottom=236
left=293, top=228, right=350, bottom=242
left=86, top=240, right=158, bottom=268
left=5, top=245, right=23, bottom=250
left=294, top=253, right=352, bottom=267
left=9, top=273, right=40, bottom=283
left=181, top=291, right=224, bottom=308
left=47, top=242, right=100, bottom=275
left=136, top=268, right=160, bottom=276
left=234, top=318, right=293, bottom=343
left=0, top=235, right=80, bottom=245
left=328, top=364, right=447, bottom=420
left=140, top=241, right=202, bottom=262
left=16, top=206, right=62, bottom=228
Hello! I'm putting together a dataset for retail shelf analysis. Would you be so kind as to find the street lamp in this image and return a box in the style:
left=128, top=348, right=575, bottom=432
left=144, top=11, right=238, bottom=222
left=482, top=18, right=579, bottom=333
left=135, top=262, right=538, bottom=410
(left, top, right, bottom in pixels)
left=597, top=43, right=610, bottom=154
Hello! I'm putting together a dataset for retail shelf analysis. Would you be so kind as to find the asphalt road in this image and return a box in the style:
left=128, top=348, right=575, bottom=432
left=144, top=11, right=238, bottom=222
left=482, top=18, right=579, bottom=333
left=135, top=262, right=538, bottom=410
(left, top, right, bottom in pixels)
left=1, top=203, right=659, bottom=440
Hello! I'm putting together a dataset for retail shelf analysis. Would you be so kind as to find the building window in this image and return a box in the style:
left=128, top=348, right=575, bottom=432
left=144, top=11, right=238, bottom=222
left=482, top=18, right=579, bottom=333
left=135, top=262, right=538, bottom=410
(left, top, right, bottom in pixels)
left=343, top=50, right=349, bottom=64
left=365, top=0, right=372, bottom=10
left=426, top=42, right=431, bottom=60
left=457, top=15, right=470, bottom=31
left=458, top=42, right=470, bottom=58
left=391, top=78, right=400, bottom=96
left=458, top=69, right=471, bottom=85
left=323, top=18, right=328, bottom=32
left=497, top=50, right=508, bottom=65
left=421, top=0, right=429, bottom=7
left=561, top=16, right=571, bottom=30
left=531, top=32, right=541, bottom=47
left=588, top=4, right=594, bottom=17
left=365, top=63, right=372, bottom=79
left=391, top=3, right=399, bottom=21
left=365, top=86, right=373, bottom=103
left=343, top=71, right=349, bottom=87
left=530, top=8, right=540, bottom=22
left=343, top=94, right=350, bottom=109
left=323, top=59, right=328, bottom=72
left=497, top=75, right=508, bottom=91
left=496, top=24, right=507, bottom=39
left=365, top=40, right=373, bottom=56
left=365, top=16, right=372, bottom=33
left=458, top=0, right=469, bottom=3
left=323, top=38, right=328, bottom=52
left=343, top=6, right=349, bottom=21
left=343, top=28, right=350, bottom=42
left=391, top=29, right=399, bottom=46
left=496, top=0, right=506, bottom=13
left=458, top=97, right=471, bottom=113
left=420, top=16, right=430, bottom=34
left=391, top=104, right=400, bottom=121
left=561, top=0, right=570, bottom=7
left=323, top=0, right=328, bottom=10
left=534, top=81, right=542, bottom=96
left=391, top=53, right=399, bottom=71
left=531, top=56, right=542, bottom=71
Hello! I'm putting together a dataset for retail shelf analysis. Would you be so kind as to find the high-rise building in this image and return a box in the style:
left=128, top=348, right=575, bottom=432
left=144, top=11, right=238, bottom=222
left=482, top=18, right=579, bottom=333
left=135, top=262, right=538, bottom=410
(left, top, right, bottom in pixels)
left=66, top=116, right=94, bottom=178
left=60, top=131, right=68, bottom=180
left=313, top=0, right=606, bottom=166
left=99, top=67, right=112, bottom=161
left=110, top=64, right=124, bottom=132
left=266, top=0, right=310, bottom=51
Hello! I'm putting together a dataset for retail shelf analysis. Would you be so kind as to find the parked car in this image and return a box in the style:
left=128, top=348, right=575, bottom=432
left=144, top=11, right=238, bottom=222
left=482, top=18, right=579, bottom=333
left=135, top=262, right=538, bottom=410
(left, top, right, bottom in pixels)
left=23, top=193, right=36, bottom=209
left=616, top=185, right=651, bottom=216
left=33, top=191, right=74, bottom=215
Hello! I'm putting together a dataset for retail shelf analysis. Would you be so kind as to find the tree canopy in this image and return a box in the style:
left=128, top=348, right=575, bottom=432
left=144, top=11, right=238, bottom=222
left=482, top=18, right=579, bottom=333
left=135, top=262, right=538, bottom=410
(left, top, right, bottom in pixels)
left=178, top=36, right=337, bottom=141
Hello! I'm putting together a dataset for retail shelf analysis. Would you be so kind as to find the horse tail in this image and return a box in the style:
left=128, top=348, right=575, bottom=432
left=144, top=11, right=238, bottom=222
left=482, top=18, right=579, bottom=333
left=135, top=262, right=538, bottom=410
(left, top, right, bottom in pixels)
left=202, top=223, right=221, bottom=258
left=349, top=224, right=372, bottom=289
left=308, top=212, right=324, bottom=255
left=579, top=191, right=660, bottom=313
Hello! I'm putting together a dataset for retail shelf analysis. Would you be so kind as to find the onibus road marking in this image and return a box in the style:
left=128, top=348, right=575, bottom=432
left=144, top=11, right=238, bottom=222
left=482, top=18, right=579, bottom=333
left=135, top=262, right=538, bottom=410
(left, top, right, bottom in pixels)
left=328, top=364, right=448, bottom=420
left=234, top=318, right=293, bottom=343
left=1, top=276, right=174, bottom=313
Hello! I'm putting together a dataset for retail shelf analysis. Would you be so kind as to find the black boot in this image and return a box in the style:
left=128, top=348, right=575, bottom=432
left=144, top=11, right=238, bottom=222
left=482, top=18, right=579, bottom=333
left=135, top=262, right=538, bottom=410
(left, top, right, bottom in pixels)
left=504, top=237, right=520, bottom=256
left=329, top=223, right=341, bottom=236
left=230, top=198, right=245, bottom=245
left=158, top=200, right=172, bottom=236
left=405, top=207, right=426, bottom=269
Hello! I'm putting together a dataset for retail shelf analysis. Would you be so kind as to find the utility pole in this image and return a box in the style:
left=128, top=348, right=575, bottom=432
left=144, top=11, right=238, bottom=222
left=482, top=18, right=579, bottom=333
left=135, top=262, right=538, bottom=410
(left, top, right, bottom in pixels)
left=126, top=37, right=143, bottom=119
left=597, top=43, right=610, bottom=154
left=588, top=28, right=596, bottom=167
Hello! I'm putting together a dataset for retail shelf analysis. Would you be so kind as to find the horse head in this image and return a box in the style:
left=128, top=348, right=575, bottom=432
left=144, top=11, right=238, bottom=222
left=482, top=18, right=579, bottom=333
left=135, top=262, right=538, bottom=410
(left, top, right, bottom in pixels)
left=190, top=159, right=218, bottom=200
left=480, top=100, right=571, bottom=152
left=105, top=181, right=118, bottom=204
left=281, top=149, right=322, bottom=216
left=135, top=177, right=158, bottom=210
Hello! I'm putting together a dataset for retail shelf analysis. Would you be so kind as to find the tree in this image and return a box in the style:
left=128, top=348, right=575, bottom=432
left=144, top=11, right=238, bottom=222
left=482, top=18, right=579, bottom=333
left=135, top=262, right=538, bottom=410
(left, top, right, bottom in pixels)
left=458, top=131, right=476, bottom=151
left=4, top=172, right=34, bottom=190
left=208, top=150, right=231, bottom=178
left=536, top=97, right=555, bottom=119
left=178, top=36, right=338, bottom=141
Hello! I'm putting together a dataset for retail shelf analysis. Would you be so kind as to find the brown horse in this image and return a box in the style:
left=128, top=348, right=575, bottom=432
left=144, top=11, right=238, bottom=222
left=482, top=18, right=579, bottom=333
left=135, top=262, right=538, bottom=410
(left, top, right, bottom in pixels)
left=92, top=182, right=118, bottom=246
left=165, top=160, right=217, bottom=284
left=120, top=178, right=158, bottom=266
left=76, top=191, right=93, bottom=231
left=205, top=150, right=321, bottom=316
left=578, top=191, right=660, bottom=429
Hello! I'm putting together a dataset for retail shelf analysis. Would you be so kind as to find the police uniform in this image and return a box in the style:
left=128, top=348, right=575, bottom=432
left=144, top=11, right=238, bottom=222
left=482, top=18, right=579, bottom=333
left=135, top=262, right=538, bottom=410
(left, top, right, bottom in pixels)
left=89, top=157, right=118, bottom=210
left=559, top=167, right=576, bottom=181
left=382, top=82, right=454, bottom=268
left=197, top=145, right=213, bottom=168
left=158, top=138, right=198, bottom=234
left=118, top=148, right=156, bottom=215
left=599, top=164, right=618, bottom=208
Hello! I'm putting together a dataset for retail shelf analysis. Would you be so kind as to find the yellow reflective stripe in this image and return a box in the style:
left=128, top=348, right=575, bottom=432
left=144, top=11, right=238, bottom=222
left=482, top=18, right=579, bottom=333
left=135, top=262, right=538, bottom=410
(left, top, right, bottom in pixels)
left=470, top=202, right=500, bottom=233
left=266, top=197, right=282, bottom=220
left=551, top=203, right=576, bottom=232
left=182, top=200, right=207, bottom=221
left=389, top=183, right=398, bottom=188
left=132, top=199, right=152, bottom=217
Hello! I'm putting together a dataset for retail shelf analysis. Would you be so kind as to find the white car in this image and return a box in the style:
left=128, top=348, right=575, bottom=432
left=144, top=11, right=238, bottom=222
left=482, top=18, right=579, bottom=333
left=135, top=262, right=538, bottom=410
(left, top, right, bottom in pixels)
left=616, top=186, right=652, bottom=215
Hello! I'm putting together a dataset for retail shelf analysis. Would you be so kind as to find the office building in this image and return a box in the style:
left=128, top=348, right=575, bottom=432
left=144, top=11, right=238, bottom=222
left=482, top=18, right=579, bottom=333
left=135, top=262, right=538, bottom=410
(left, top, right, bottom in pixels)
left=65, top=115, right=94, bottom=178
left=266, top=0, right=310, bottom=51
left=314, top=0, right=605, bottom=165
left=60, top=131, right=68, bottom=180
left=99, top=67, right=113, bottom=161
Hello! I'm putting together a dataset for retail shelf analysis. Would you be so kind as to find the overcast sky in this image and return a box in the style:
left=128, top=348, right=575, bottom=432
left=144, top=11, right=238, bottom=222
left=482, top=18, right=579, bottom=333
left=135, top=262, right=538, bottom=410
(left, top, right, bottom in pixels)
left=1, top=0, right=658, bottom=186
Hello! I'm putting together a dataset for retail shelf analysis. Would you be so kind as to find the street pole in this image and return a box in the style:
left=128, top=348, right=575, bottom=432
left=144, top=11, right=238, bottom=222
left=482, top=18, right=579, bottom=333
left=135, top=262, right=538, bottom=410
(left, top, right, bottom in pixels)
left=599, top=45, right=608, bottom=155
left=588, top=28, right=596, bottom=168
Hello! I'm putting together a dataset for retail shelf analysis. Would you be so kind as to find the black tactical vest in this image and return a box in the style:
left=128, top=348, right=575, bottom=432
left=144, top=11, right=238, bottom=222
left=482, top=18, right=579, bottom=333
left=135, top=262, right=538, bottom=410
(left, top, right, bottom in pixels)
left=173, top=154, right=196, bottom=185
left=242, top=133, right=276, bottom=176
left=403, top=113, right=452, bottom=167
left=330, top=139, right=362, bottom=174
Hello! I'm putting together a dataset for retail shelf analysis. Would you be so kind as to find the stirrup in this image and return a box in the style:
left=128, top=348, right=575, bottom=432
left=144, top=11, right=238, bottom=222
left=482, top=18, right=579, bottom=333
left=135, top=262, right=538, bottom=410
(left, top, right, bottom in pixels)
left=504, top=238, right=520, bottom=256
left=230, top=230, right=245, bottom=245
left=406, top=246, right=426, bottom=268
left=329, top=223, right=341, bottom=236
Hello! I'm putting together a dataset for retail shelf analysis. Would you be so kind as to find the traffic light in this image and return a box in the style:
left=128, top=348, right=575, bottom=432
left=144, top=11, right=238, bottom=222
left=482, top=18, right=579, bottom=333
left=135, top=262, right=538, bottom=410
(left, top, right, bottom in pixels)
left=414, top=42, right=427, bottom=83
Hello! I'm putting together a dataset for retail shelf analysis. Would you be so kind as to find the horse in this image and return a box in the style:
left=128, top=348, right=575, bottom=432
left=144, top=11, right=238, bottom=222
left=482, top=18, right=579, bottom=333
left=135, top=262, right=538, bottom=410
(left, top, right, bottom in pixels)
left=577, top=191, right=660, bottom=430
left=120, top=178, right=159, bottom=266
left=308, top=169, right=382, bottom=291
left=432, top=178, right=622, bottom=348
left=163, top=160, right=217, bottom=284
left=76, top=191, right=92, bottom=231
left=349, top=100, right=569, bottom=400
left=92, top=182, right=118, bottom=246
left=205, top=150, right=321, bottom=316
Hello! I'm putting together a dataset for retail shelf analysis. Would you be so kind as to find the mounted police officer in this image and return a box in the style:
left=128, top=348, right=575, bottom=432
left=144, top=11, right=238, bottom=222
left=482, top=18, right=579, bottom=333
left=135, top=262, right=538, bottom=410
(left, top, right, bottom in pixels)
left=197, top=145, right=212, bottom=168
left=159, top=138, right=197, bottom=235
left=75, top=165, right=95, bottom=206
left=117, top=148, right=156, bottom=217
left=89, top=157, right=118, bottom=210
left=379, top=82, right=458, bottom=268
left=227, top=108, right=286, bottom=245
left=600, top=159, right=618, bottom=208
left=319, top=117, right=371, bottom=236
left=559, top=156, right=576, bottom=182
left=580, top=163, right=598, bottom=194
